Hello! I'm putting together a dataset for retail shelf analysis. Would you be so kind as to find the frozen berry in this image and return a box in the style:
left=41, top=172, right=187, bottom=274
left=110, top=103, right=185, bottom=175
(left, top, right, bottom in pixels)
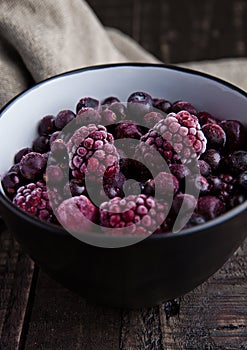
left=225, top=150, right=247, bottom=173
left=103, top=165, right=126, bottom=199
left=200, top=149, right=221, bottom=171
left=57, top=195, right=99, bottom=232
left=187, top=174, right=209, bottom=195
left=101, top=96, right=120, bottom=106
left=65, top=179, right=88, bottom=197
left=54, top=110, right=75, bottom=130
left=197, top=196, right=225, bottom=220
left=187, top=213, right=206, bottom=227
left=108, top=102, right=127, bottom=120
left=169, top=164, right=191, bottom=182
left=172, top=193, right=197, bottom=214
left=2, top=171, right=22, bottom=196
left=13, top=181, right=55, bottom=223
left=99, top=194, right=167, bottom=235
left=198, top=111, right=219, bottom=125
left=49, top=131, right=60, bottom=145
left=100, top=109, right=117, bottom=125
left=202, top=123, right=226, bottom=149
left=14, top=147, right=32, bottom=164
left=32, top=135, right=50, bottom=153
left=120, top=158, right=152, bottom=184
left=220, top=120, right=246, bottom=151
left=20, top=152, right=47, bottom=180
left=44, top=165, right=64, bottom=184
left=153, top=98, right=172, bottom=113
left=171, top=100, right=197, bottom=115
left=238, top=171, right=247, bottom=190
left=127, top=91, right=153, bottom=120
left=75, top=107, right=101, bottom=126
left=143, top=111, right=164, bottom=128
left=38, top=115, right=56, bottom=135
left=76, top=97, right=100, bottom=113
left=228, top=192, right=247, bottom=208
left=142, top=172, right=179, bottom=199
left=198, top=160, right=211, bottom=177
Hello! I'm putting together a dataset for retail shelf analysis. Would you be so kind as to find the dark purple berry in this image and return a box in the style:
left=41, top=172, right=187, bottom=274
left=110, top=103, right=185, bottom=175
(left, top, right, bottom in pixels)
left=120, top=158, right=152, bottom=184
left=108, top=102, right=127, bottom=120
left=187, top=213, right=206, bottom=227
left=225, top=150, right=247, bottom=173
left=169, top=164, right=191, bottom=182
left=220, top=120, right=246, bottom=151
left=65, top=179, right=88, bottom=197
left=202, top=123, right=226, bottom=150
left=187, top=174, right=209, bottom=195
left=228, top=192, right=246, bottom=208
left=76, top=97, right=100, bottom=113
left=44, top=165, right=64, bottom=184
left=2, top=172, right=21, bottom=196
left=198, top=111, right=219, bottom=125
left=143, top=111, right=163, bottom=128
left=200, top=149, right=221, bottom=171
left=238, top=171, right=247, bottom=190
left=38, top=115, right=55, bottom=135
left=103, top=165, right=126, bottom=199
left=14, top=147, right=32, bottom=164
left=49, top=131, right=60, bottom=145
left=171, top=100, right=197, bottom=115
left=101, top=96, right=120, bottom=106
left=54, top=110, right=75, bottom=130
left=123, top=179, right=142, bottom=196
left=153, top=98, right=172, bottom=113
left=100, top=109, right=117, bottom=125
left=127, top=91, right=153, bottom=120
left=76, top=108, right=101, bottom=125
left=198, top=160, right=211, bottom=177
left=197, top=196, right=225, bottom=220
left=20, top=152, right=47, bottom=180
left=32, top=135, right=50, bottom=153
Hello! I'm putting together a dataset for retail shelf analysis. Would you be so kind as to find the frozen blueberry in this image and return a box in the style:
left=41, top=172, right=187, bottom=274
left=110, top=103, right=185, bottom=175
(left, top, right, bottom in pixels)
left=19, top=152, right=47, bottom=180
left=101, top=96, right=120, bottom=106
left=54, top=110, right=76, bottom=130
left=220, top=120, right=246, bottom=151
left=197, top=111, right=219, bottom=125
left=38, top=115, right=56, bottom=135
left=200, top=149, right=221, bottom=171
left=14, top=147, right=32, bottom=164
left=32, top=135, right=50, bottom=153
left=202, top=123, right=226, bottom=149
left=76, top=97, right=100, bottom=113
left=153, top=98, right=172, bottom=113
left=127, top=91, right=153, bottom=120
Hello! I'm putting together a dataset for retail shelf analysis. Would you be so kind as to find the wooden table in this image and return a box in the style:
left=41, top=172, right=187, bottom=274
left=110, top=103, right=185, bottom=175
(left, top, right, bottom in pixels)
left=0, top=225, right=246, bottom=350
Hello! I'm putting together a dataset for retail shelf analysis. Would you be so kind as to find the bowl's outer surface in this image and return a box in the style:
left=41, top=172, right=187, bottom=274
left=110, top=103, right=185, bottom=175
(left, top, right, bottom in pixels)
left=0, top=63, right=247, bottom=308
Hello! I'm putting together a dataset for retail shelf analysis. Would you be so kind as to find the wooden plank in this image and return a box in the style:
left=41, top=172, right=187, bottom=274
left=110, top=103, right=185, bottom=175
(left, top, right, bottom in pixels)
left=24, top=271, right=122, bottom=350
left=0, top=229, right=34, bottom=350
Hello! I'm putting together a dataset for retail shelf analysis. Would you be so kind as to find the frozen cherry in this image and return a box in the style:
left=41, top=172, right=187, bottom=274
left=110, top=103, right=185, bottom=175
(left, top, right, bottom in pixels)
left=108, top=102, right=127, bottom=120
left=38, top=115, right=56, bottom=135
left=76, top=97, right=100, bottom=113
left=171, top=100, right=197, bottom=115
left=200, top=149, right=221, bottom=171
left=172, top=193, right=197, bottom=214
left=20, top=152, right=47, bottom=180
left=153, top=98, right=172, bottom=113
left=198, top=111, right=218, bottom=125
left=127, top=91, right=153, bottom=120
left=54, top=110, right=75, bottom=130
left=197, top=196, right=225, bottom=220
left=220, top=120, right=246, bottom=151
left=202, top=123, right=226, bottom=149
left=32, top=135, right=50, bottom=153
left=76, top=108, right=101, bottom=126
left=14, top=147, right=32, bottom=164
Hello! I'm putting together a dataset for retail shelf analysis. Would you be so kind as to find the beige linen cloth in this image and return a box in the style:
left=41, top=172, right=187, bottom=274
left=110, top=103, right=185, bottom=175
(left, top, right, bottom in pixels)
left=1, top=0, right=247, bottom=109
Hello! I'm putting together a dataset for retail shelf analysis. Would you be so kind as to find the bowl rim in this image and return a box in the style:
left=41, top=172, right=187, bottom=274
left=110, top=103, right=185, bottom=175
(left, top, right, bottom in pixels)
left=1, top=62, right=247, bottom=241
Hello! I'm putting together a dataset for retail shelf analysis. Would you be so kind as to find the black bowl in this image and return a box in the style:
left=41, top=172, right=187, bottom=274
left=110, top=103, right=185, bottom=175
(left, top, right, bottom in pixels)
left=0, top=63, right=247, bottom=308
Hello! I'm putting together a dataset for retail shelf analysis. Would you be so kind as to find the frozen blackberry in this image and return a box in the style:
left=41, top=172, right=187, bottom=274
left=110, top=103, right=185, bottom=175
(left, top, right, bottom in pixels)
left=13, top=181, right=55, bottom=223
left=67, top=124, right=119, bottom=183
left=57, top=195, right=99, bottom=232
left=153, top=111, right=207, bottom=163
left=99, top=194, right=168, bottom=235
left=76, top=97, right=100, bottom=113
left=171, top=100, right=197, bottom=115
left=127, top=91, right=153, bottom=120
left=20, top=152, right=47, bottom=180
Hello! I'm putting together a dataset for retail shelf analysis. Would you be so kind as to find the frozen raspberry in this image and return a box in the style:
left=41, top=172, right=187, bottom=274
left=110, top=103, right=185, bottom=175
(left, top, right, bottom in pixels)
left=20, top=152, right=47, bottom=180
left=54, top=110, right=76, bottom=130
left=76, top=97, right=100, bottom=113
left=220, top=120, right=246, bottom=152
left=139, top=111, right=206, bottom=165
left=38, top=115, right=56, bottom=135
left=127, top=91, right=153, bottom=120
left=99, top=194, right=167, bottom=235
left=13, top=181, right=55, bottom=223
left=76, top=108, right=101, bottom=126
left=153, top=98, right=172, bottom=113
left=67, top=124, right=119, bottom=183
left=197, top=111, right=219, bottom=125
left=101, top=96, right=120, bottom=106
left=57, top=195, right=99, bottom=232
left=202, top=123, right=226, bottom=150
left=200, top=149, right=221, bottom=171
left=32, top=135, right=50, bottom=153
left=225, top=150, right=247, bottom=173
left=143, top=111, right=164, bottom=128
left=171, top=100, right=197, bottom=115
left=197, top=196, right=225, bottom=220
left=14, top=147, right=32, bottom=164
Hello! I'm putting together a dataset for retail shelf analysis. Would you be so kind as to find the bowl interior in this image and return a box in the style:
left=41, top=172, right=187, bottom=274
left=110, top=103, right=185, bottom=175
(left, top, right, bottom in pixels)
left=0, top=63, right=247, bottom=188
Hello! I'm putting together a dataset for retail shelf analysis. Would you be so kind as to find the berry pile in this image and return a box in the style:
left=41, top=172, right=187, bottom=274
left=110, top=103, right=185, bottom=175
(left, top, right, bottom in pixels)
left=2, top=92, right=247, bottom=235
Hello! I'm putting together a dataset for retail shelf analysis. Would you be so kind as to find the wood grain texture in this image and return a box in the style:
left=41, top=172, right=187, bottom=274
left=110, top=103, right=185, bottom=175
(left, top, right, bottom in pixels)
left=0, top=229, right=34, bottom=350
left=87, top=0, right=247, bottom=63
